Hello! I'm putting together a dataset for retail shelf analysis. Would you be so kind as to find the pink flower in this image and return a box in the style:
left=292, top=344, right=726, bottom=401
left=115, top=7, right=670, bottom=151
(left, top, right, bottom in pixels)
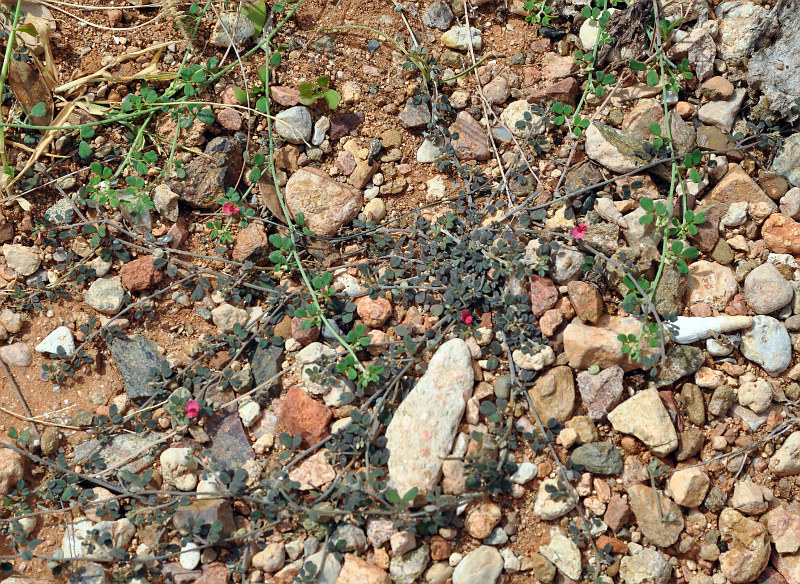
left=461, top=309, right=473, bottom=325
left=186, top=400, right=200, bottom=419
left=572, top=223, right=588, bottom=239
left=222, top=202, right=240, bottom=216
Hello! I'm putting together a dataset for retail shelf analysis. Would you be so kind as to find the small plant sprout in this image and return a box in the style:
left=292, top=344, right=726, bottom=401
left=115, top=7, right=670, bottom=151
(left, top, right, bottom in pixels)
left=298, top=76, right=341, bottom=109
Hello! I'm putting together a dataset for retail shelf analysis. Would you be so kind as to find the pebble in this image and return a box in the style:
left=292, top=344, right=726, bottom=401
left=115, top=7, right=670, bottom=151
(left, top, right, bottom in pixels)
left=285, top=167, right=363, bottom=238
left=422, top=0, right=454, bottom=30
left=740, top=315, right=792, bottom=375
left=620, top=549, right=671, bottom=584
left=697, top=88, right=747, bottom=133
left=441, top=27, right=482, bottom=51
left=0, top=446, right=25, bottom=495
left=238, top=401, right=261, bottom=428
left=533, top=477, right=576, bottom=520
left=275, top=106, right=313, bottom=144
left=211, top=303, right=249, bottom=333
left=452, top=546, right=503, bottom=584
left=668, top=468, right=710, bottom=508
left=627, top=484, right=684, bottom=547
left=718, top=508, right=770, bottom=583
left=252, top=542, right=285, bottom=573
left=510, top=462, right=537, bottom=484
left=389, top=544, right=429, bottom=584
left=180, top=542, right=201, bottom=570
left=35, top=326, right=75, bottom=357
left=465, top=502, right=502, bottom=540
left=769, top=431, right=800, bottom=476
left=501, top=100, right=545, bottom=138
left=160, top=447, right=198, bottom=491
left=743, top=263, right=793, bottom=314
left=210, top=11, right=256, bottom=48
left=85, top=276, right=125, bottom=315
left=2, top=244, right=40, bottom=276
left=1, top=343, right=32, bottom=367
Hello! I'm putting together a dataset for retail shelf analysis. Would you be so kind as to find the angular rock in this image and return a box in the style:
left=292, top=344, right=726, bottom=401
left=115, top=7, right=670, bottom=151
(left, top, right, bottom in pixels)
left=449, top=111, right=490, bottom=161
left=203, top=408, right=254, bottom=472
left=249, top=342, right=284, bottom=394
left=763, top=213, right=800, bottom=254
left=210, top=11, right=255, bottom=48
left=85, top=276, right=125, bottom=315
left=567, top=281, right=603, bottom=323
left=656, top=345, right=704, bottom=389
left=620, top=549, right=671, bottom=584
left=232, top=222, right=270, bottom=264
left=110, top=335, right=169, bottom=401
left=120, top=256, right=162, bottom=292
left=386, top=339, right=473, bottom=498
left=668, top=467, right=710, bottom=508
left=718, top=507, right=770, bottom=583
left=772, top=133, right=800, bottom=187
left=441, top=27, right=481, bottom=51
left=277, top=386, right=332, bottom=448
left=422, top=0, right=454, bottom=30
left=0, top=446, right=24, bottom=495
left=168, top=136, right=243, bottom=209
left=716, top=1, right=771, bottom=65
left=765, top=505, right=800, bottom=554
left=534, top=477, right=577, bottom=520
left=585, top=122, right=649, bottom=173
left=337, top=554, right=391, bottom=584
left=627, top=484, right=684, bottom=547
left=703, top=164, right=777, bottom=215
left=685, top=260, right=738, bottom=310
left=389, top=544, right=429, bottom=584
left=398, top=99, right=431, bottom=130
left=608, top=388, right=678, bottom=455
left=540, top=535, right=581, bottom=581
left=284, top=167, right=363, bottom=238
left=569, top=442, right=622, bottom=475
left=698, top=88, right=747, bottom=133
left=563, top=317, right=643, bottom=372
left=577, top=366, right=624, bottom=422
left=35, top=326, right=75, bottom=357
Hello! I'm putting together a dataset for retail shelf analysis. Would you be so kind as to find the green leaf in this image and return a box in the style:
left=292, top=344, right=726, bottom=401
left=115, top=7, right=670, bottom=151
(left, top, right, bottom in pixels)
left=682, top=246, right=699, bottom=259
left=30, top=101, right=47, bottom=118
left=298, top=81, right=316, bottom=98
left=78, top=141, right=92, bottom=159
left=257, top=65, right=268, bottom=87
left=649, top=123, right=661, bottom=136
left=671, top=240, right=683, bottom=254
left=402, top=487, right=418, bottom=502
left=639, top=197, right=654, bottom=212
left=630, top=59, right=647, bottom=71
left=323, top=89, right=341, bottom=110
left=196, top=107, right=215, bottom=125
left=638, top=214, right=653, bottom=224
left=646, top=69, right=659, bottom=87
left=316, top=75, right=330, bottom=88
left=232, top=86, right=248, bottom=104
left=270, top=52, right=282, bottom=68
left=241, top=0, right=267, bottom=35
left=676, top=259, right=688, bottom=274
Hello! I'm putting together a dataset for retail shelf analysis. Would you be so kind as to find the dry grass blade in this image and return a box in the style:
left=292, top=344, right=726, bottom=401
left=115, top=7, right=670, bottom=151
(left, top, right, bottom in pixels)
left=5, top=14, right=58, bottom=125
left=55, top=41, right=181, bottom=96
left=4, top=99, right=76, bottom=196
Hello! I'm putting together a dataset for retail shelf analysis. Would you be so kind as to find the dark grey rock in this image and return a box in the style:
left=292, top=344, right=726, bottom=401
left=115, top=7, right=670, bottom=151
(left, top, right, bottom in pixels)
left=111, top=335, right=169, bottom=401
left=203, top=409, right=254, bottom=472
left=167, top=136, right=244, bottom=209
left=250, top=342, right=284, bottom=394
left=569, top=442, right=623, bottom=475
left=656, top=345, right=704, bottom=388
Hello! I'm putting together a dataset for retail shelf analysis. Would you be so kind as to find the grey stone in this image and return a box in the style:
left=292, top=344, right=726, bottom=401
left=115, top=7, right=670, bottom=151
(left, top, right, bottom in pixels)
left=569, top=442, right=623, bottom=475
left=168, top=136, right=244, bottom=209
left=275, top=106, right=313, bottom=144
left=680, top=383, right=706, bottom=426
left=716, top=1, right=772, bottom=66
left=772, top=133, right=800, bottom=187
left=585, top=122, right=650, bottom=173
left=653, top=262, right=686, bottom=317
left=203, top=409, right=254, bottom=473
left=740, top=315, right=792, bottom=375
left=390, top=544, right=430, bottom=584
left=71, top=432, right=165, bottom=475
left=423, top=0, right=454, bottom=30
left=2, top=244, right=40, bottom=276
left=656, top=345, right=704, bottom=388
left=250, top=342, right=284, bottom=394
left=746, top=0, right=800, bottom=120
left=386, top=339, right=473, bottom=499
left=332, top=524, right=367, bottom=552
left=620, top=549, right=670, bottom=584
left=86, top=276, right=126, bottom=315
left=69, top=562, right=109, bottom=584
left=44, top=198, right=75, bottom=226
left=152, top=184, right=180, bottom=222
left=707, top=385, right=736, bottom=418
left=627, top=484, right=684, bottom=547
left=110, top=334, right=169, bottom=401
left=577, top=366, right=624, bottom=422
left=540, top=535, right=581, bottom=580
left=210, top=11, right=255, bottom=48
left=551, top=247, right=586, bottom=284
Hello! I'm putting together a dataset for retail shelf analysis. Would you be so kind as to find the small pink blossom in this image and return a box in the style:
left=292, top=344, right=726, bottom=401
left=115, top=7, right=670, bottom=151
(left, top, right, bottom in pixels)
left=461, top=309, right=473, bottom=325
left=572, top=223, right=588, bottom=239
left=186, top=400, right=200, bottom=419
left=222, top=202, right=240, bottom=216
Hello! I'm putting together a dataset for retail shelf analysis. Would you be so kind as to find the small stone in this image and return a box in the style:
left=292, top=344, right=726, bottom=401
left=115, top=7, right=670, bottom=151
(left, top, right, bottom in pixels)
left=699, top=76, right=735, bottom=100
left=35, top=326, right=75, bottom=357
left=284, top=167, right=363, bottom=238
left=2, top=244, right=40, bottom=276
left=534, top=477, right=576, bottom=520
left=528, top=365, right=575, bottom=424
left=451, top=546, right=503, bottom=584
left=501, top=100, right=545, bottom=138
left=585, top=123, right=649, bottom=173
left=180, top=542, right=201, bottom=571
left=685, top=260, right=738, bottom=310
left=153, top=184, right=180, bottom=222
left=540, top=535, right=581, bottom=581
left=1, top=343, right=32, bottom=367
left=627, top=484, right=684, bottom=547
left=620, top=549, right=671, bottom=584
left=743, top=263, right=793, bottom=314
left=160, top=447, right=198, bottom=491
left=731, top=479, right=768, bottom=515
left=0, top=446, right=24, bottom=495
left=389, top=544, right=430, bottom=584
left=577, top=366, right=624, bottom=422
left=120, top=256, right=163, bottom=291
left=232, top=222, right=270, bottom=264
left=740, top=315, right=792, bottom=375
left=569, top=442, right=623, bottom=475
left=772, top=133, right=800, bottom=187
left=390, top=532, right=417, bottom=556
left=337, top=554, right=390, bottom=584
left=738, top=377, right=773, bottom=414
left=765, top=505, right=800, bottom=553
left=86, top=276, right=125, bottom=315
left=252, top=542, right=285, bottom=573
left=356, top=296, right=392, bottom=328
left=465, top=502, right=502, bottom=540
left=277, top=386, right=332, bottom=448
left=275, top=106, right=312, bottom=144
left=718, top=508, right=770, bottom=583
left=769, top=431, right=800, bottom=477
left=697, top=88, right=746, bottom=133
left=449, top=111, right=490, bottom=161
left=668, top=468, right=710, bottom=508
left=423, top=0, right=454, bottom=30
left=398, top=99, right=431, bottom=130
left=608, top=388, right=678, bottom=455
left=567, top=281, right=603, bottom=323
left=211, top=303, right=249, bottom=333
left=238, top=401, right=260, bottom=428
left=210, top=11, right=255, bottom=48
left=441, top=27, right=481, bottom=51
left=217, top=108, right=242, bottom=131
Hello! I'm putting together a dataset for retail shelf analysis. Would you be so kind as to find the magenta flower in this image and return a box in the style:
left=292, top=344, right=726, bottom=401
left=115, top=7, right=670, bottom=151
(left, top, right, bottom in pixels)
left=572, top=223, right=588, bottom=239
left=222, top=202, right=240, bottom=216
left=461, top=309, right=473, bottom=325
left=186, top=400, right=200, bottom=419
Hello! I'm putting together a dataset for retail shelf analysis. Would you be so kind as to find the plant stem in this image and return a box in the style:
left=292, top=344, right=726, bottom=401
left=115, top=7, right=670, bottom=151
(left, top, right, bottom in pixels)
left=0, top=0, right=24, bottom=177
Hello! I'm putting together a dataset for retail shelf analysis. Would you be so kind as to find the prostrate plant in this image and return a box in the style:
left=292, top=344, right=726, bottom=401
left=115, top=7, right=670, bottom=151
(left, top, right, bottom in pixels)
left=298, top=75, right=341, bottom=109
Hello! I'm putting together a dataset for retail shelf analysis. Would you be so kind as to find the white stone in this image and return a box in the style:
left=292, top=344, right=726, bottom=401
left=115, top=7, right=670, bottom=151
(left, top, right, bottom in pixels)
left=238, top=401, right=261, bottom=428
left=160, top=447, right=198, bottom=491
left=180, top=542, right=201, bottom=570
left=441, top=26, right=482, bottom=51
left=540, top=534, right=581, bottom=581
left=35, top=326, right=75, bottom=357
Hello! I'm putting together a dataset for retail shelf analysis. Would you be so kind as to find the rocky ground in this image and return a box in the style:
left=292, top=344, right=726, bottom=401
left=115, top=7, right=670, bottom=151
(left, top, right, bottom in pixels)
left=1, top=0, right=800, bottom=583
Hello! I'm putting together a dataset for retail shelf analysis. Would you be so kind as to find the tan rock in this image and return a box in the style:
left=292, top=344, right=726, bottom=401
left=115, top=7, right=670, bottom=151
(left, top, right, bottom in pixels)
left=763, top=213, right=800, bottom=254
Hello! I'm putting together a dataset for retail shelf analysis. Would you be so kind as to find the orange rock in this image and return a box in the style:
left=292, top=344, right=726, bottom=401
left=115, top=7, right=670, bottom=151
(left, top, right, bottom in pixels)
left=762, top=213, right=800, bottom=254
